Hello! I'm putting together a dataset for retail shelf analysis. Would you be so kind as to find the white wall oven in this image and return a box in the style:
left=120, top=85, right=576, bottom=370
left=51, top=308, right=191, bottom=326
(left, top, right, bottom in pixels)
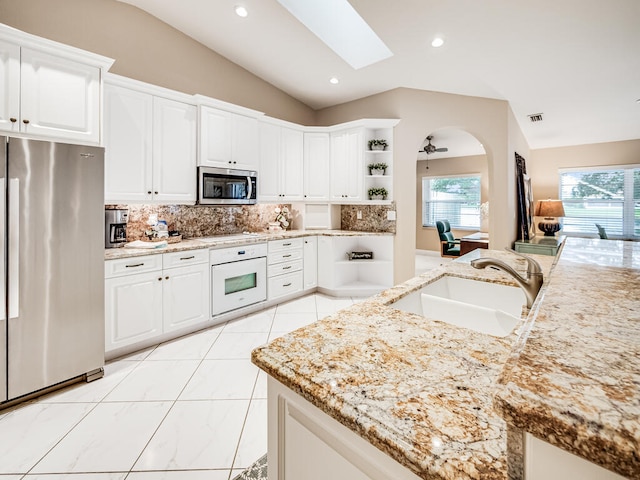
left=211, top=243, right=267, bottom=315
left=198, top=167, right=257, bottom=205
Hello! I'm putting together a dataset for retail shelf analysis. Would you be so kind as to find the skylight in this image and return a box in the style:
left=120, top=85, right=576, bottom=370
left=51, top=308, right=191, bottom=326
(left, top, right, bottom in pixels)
left=276, top=0, right=393, bottom=70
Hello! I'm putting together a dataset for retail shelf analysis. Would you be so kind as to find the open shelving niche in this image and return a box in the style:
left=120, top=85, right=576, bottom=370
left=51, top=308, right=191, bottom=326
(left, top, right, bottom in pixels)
left=317, top=235, right=394, bottom=297
left=363, top=122, right=396, bottom=204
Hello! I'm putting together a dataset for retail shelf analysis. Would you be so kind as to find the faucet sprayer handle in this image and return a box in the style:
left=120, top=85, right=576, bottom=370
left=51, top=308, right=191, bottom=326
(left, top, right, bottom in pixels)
left=505, top=247, right=543, bottom=275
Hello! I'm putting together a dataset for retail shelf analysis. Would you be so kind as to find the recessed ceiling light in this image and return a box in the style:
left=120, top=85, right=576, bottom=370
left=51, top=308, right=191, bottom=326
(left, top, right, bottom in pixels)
left=431, top=37, right=444, bottom=48
left=235, top=5, right=248, bottom=17
left=329, top=77, right=339, bottom=85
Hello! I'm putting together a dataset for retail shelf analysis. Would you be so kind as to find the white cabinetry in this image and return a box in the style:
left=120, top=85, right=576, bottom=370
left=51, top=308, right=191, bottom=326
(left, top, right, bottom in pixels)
left=317, top=235, right=393, bottom=297
left=259, top=121, right=304, bottom=202
left=197, top=101, right=260, bottom=171
left=303, top=236, right=318, bottom=290
left=524, top=432, right=626, bottom=480
left=268, top=238, right=304, bottom=301
left=105, top=255, right=164, bottom=352
left=0, top=26, right=113, bottom=144
left=104, top=75, right=196, bottom=204
left=330, top=128, right=363, bottom=202
left=303, top=132, right=331, bottom=201
left=105, top=249, right=209, bottom=355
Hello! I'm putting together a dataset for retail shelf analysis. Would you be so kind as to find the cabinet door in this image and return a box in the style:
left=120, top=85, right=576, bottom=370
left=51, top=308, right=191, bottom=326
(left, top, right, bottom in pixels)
left=163, top=263, right=210, bottom=333
left=281, top=128, right=304, bottom=200
left=0, top=40, right=20, bottom=133
left=105, top=271, right=163, bottom=352
left=153, top=97, right=197, bottom=203
left=343, top=128, right=363, bottom=200
left=232, top=114, right=259, bottom=171
left=303, top=132, right=330, bottom=201
left=198, top=106, right=232, bottom=167
left=303, top=236, right=318, bottom=290
left=20, top=48, right=101, bottom=144
left=258, top=122, right=282, bottom=201
left=104, top=84, right=153, bottom=203
left=330, top=132, right=349, bottom=201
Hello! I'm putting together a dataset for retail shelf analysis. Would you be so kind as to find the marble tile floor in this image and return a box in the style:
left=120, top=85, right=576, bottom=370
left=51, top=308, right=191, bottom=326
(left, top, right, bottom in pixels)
left=0, top=293, right=367, bottom=480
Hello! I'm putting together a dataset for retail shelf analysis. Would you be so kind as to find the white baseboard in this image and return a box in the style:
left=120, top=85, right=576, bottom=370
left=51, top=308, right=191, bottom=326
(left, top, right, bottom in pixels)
left=416, top=249, right=440, bottom=257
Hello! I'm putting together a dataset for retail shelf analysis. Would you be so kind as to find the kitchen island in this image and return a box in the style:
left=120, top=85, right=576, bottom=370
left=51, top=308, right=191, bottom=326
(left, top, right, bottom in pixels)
left=252, top=239, right=639, bottom=479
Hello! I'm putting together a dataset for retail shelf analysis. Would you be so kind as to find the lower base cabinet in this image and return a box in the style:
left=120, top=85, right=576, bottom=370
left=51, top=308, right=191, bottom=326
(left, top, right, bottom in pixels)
left=105, top=250, right=209, bottom=355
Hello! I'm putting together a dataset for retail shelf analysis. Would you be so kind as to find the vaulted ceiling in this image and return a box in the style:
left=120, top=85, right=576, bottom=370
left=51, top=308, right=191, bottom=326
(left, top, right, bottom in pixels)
left=119, top=0, right=640, bottom=151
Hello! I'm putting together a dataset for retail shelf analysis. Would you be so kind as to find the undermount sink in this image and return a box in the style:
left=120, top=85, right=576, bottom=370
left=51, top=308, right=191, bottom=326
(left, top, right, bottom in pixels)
left=390, top=275, right=526, bottom=337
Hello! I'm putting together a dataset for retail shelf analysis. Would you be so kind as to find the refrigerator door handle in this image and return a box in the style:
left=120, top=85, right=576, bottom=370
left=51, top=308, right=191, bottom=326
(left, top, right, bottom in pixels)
left=9, top=177, right=19, bottom=320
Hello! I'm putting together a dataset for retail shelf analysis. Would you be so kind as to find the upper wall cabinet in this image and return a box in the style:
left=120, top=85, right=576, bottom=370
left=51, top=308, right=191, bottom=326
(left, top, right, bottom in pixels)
left=330, top=128, right=364, bottom=202
left=303, top=132, right=331, bottom=202
left=259, top=120, right=304, bottom=202
left=0, top=25, right=113, bottom=145
left=104, top=75, right=196, bottom=204
left=195, top=95, right=263, bottom=172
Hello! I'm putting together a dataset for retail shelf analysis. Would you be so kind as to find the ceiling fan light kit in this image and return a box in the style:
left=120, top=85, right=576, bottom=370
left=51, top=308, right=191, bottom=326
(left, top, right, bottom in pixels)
left=423, top=135, right=448, bottom=154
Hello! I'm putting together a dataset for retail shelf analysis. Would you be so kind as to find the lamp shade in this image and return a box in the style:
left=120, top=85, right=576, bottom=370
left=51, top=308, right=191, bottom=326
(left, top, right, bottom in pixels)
left=534, top=199, right=565, bottom=218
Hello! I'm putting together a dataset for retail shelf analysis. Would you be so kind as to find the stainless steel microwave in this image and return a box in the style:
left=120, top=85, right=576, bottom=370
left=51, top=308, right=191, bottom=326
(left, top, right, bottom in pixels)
left=197, top=166, right=257, bottom=205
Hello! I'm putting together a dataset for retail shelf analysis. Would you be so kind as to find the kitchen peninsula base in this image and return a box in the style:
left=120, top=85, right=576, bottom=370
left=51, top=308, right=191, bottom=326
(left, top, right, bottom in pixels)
left=267, top=377, right=421, bottom=480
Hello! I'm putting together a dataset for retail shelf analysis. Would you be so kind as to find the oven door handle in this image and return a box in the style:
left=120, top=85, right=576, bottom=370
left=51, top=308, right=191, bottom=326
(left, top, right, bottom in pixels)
left=246, top=177, right=253, bottom=200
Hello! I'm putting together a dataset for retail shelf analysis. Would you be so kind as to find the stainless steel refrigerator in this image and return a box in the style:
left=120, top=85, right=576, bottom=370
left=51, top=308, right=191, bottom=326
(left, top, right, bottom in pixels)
left=1, top=136, right=105, bottom=405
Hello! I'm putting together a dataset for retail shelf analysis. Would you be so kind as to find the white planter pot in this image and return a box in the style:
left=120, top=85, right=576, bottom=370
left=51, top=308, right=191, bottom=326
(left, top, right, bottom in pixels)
left=370, top=168, right=386, bottom=176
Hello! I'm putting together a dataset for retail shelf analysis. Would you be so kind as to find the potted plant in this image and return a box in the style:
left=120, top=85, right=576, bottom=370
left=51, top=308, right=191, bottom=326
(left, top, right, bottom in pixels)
left=368, top=162, right=388, bottom=175
left=368, top=139, right=388, bottom=151
left=368, top=187, right=388, bottom=200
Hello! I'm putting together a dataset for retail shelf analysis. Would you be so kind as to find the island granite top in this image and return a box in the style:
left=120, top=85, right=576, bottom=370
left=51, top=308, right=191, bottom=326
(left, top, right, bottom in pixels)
left=493, top=237, right=640, bottom=479
left=253, top=239, right=640, bottom=479
left=252, top=250, right=556, bottom=480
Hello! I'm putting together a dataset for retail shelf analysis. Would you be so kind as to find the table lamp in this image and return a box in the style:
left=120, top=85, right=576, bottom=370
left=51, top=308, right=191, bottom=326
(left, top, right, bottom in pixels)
left=534, top=199, right=565, bottom=236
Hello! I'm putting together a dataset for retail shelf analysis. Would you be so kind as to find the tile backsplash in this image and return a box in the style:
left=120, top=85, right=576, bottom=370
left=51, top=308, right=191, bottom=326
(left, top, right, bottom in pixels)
left=106, top=202, right=395, bottom=241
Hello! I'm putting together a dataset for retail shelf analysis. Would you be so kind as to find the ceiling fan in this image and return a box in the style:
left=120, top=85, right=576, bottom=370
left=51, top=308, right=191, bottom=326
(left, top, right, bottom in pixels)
left=421, top=135, right=449, bottom=155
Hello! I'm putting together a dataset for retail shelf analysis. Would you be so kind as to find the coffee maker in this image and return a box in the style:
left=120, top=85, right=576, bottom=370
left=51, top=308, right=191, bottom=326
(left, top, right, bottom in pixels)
left=105, top=209, right=129, bottom=248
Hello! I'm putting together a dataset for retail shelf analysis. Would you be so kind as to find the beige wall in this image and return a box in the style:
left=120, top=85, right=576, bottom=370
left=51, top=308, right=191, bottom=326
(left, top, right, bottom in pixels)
left=0, top=0, right=316, bottom=124
left=529, top=139, right=640, bottom=201
left=416, top=154, right=489, bottom=252
left=317, top=88, right=521, bottom=283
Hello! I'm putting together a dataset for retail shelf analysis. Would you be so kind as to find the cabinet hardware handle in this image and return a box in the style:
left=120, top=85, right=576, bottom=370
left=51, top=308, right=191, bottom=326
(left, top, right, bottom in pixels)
left=154, top=191, right=158, bottom=195
left=283, top=254, right=292, bottom=258
left=158, top=277, right=162, bottom=281
left=22, top=119, right=30, bottom=124
left=147, top=190, right=152, bottom=194
left=283, top=242, right=291, bottom=246
left=126, top=263, right=144, bottom=268
left=283, top=283, right=292, bottom=287
left=283, top=266, right=292, bottom=270
left=165, top=276, right=169, bottom=280
left=10, top=117, right=17, bottom=123
left=180, top=256, right=195, bottom=260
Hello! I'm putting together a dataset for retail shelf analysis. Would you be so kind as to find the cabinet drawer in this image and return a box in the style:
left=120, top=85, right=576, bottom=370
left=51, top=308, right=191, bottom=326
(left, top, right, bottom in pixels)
left=163, top=248, right=209, bottom=268
left=268, top=238, right=304, bottom=254
left=268, top=271, right=303, bottom=301
left=268, top=248, right=303, bottom=265
left=105, top=254, right=162, bottom=278
left=268, top=259, right=303, bottom=278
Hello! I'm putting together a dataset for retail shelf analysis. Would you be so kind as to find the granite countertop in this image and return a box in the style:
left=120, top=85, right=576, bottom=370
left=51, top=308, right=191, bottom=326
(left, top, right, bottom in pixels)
left=104, top=229, right=393, bottom=260
left=494, top=237, right=640, bottom=479
left=252, top=249, right=557, bottom=480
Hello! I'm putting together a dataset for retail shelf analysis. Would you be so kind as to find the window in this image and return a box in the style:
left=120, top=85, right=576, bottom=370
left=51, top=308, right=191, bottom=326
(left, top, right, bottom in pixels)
left=422, top=174, right=481, bottom=229
left=559, top=166, right=640, bottom=239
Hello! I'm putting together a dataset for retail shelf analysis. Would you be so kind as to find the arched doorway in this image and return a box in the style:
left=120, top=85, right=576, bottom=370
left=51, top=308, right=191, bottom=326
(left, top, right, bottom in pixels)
left=415, top=128, right=488, bottom=269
